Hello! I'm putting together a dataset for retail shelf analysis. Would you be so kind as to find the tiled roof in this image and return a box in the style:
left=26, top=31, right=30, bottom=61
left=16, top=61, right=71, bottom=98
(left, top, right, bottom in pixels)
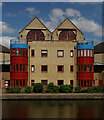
left=0, top=44, right=10, bottom=53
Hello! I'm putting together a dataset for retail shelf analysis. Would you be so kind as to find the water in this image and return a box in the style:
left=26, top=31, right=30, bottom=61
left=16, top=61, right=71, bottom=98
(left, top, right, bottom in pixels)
left=2, top=100, right=104, bottom=119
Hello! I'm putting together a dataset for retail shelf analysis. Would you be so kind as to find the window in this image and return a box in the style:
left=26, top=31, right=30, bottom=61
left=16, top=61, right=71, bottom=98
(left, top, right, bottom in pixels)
left=16, top=64, right=18, bottom=72
left=78, top=80, right=80, bottom=86
left=59, top=30, right=76, bottom=41
left=57, top=65, right=64, bottom=72
left=81, top=64, right=83, bottom=72
left=16, top=79, right=18, bottom=86
left=10, top=64, right=12, bottom=72
left=16, top=49, right=18, bottom=56
left=13, top=80, right=15, bottom=87
left=26, top=64, right=27, bottom=72
left=20, top=49, right=22, bottom=56
left=70, top=65, right=73, bottom=72
left=84, top=64, right=87, bottom=72
left=20, top=79, right=22, bottom=87
left=41, top=80, right=48, bottom=86
left=41, top=65, right=47, bottom=72
left=81, top=80, right=83, bottom=87
left=78, top=65, right=80, bottom=72
left=23, top=64, right=25, bottom=71
left=20, top=64, right=22, bottom=72
left=57, top=50, right=64, bottom=57
left=26, top=49, right=27, bottom=56
left=11, top=49, right=12, bottom=56
left=41, top=50, right=48, bottom=57
left=84, top=50, right=86, bottom=56
left=57, top=80, right=64, bottom=86
left=90, top=65, right=92, bottom=72
left=81, top=50, right=83, bottom=57
left=70, top=80, right=73, bottom=86
left=13, top=64, right=15, bottom=72
left=87, top=64, right=90, bottom=72
left=78, top=50, right=80, bottom=57
left=13, top=49, right=15, bottom=56
left=91, top=80, right=92, bottom=87
left=27, top=30, right=45, bottom=41
left=23, top=79, right=25, bottom=87
left=84, top=80, right=86, bottom=87
left=31, top=50, right=34, bottom=57
left=31, top=80, right=34, bottom=86
left=23, top=49, right=25, bottom=56
left=87, top=80, right=90, bottom=87
left=90, top=50, right=92, bottom=57
left=70, top=50, right=73, bottom=57
left=31, top=65, right=35, bottom=72
left=87, top=50, right=89, bottom=56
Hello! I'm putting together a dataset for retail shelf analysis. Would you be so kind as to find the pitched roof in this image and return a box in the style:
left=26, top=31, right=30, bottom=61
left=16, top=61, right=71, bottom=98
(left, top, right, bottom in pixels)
left=94, top=42, right=104, bottom=54
left=19, top=17, right=51, bottom=34
left=52, top=18, right=83, bottom=35
left=0, top=44, right=10, bottom=53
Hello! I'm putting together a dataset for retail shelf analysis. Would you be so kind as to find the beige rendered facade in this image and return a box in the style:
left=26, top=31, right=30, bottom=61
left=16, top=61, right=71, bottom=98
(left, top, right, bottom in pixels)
left=19, top=17, right=84, bottom=87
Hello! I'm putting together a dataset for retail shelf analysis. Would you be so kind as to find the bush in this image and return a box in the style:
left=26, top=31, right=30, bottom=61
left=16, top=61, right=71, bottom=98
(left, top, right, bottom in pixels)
left=14, top=86, right=21, bottom=93
left=74, top=86, right=81, bottom=93
left=24, top=86, right=32, bottom=93
left=94, top=86, right=103, bottom=93
left=46, top=83, right=59, bottom=93
left=6, top=87, right=15, bottom=93
left=6, top=86, right=21, bottom=93
left=59, top=85, right=73, bottom=93
left=81, top=88, right=88, bottom=93
left=33, top=83, right=43, bottom=93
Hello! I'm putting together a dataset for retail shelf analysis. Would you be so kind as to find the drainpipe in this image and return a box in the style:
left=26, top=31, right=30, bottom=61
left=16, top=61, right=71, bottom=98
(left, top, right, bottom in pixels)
left=28, top=45, right=30, bottom=86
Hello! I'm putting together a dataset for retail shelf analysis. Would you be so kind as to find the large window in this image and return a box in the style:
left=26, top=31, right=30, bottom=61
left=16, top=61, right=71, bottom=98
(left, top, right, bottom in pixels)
left=31, top=65, right=35, bottom=72
left=87, top=64, right=90, bottom=72
left=81, top=50, right=83, bottom=57
left=57, top=65, right=64, bottom=72
left=20, top=64, right=22, bottom=71
left=23, top=64, right=25, bottom=71
left=81, top=64, right=83, bottom=72
left=31, top=80, right=35, bottom=86
left=84, top=50, right=86, bottom=56
left=41, top=80, right=48, bottom=86
left=23, top=49, right=25, bottom=56
left=27, top=30, right=45, bottom=41
left=41, top=65, right=48, bottom=72
left=16, top=49, right=18, bottom=56
left=13, top=49, right=15, bottom=56
left=13, top=64, right=15, bottom=72
left=16, top=64, right=18, bottom=72
left=84, top=64, right=87, bottom=72
left=31, top=50, right=34, bottom=57
left=57, top=80, right=64, bottom=86
left=87, top=50, right=89, bottom=56
left=57, top=50, right=64, bottom=57
left=59, top=30, right=76, bottom=41
left=20, top=49, right=22, bottom=56
left=70, top=50, right=73, bottom=57
left=70, top=65, right=73, bottom=72
left=41, top=50, right=48, bottom=57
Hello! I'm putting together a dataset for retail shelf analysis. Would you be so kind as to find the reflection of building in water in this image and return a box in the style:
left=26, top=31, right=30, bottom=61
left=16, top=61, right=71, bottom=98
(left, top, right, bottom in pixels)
left=1, top=17, right=103, bottom=89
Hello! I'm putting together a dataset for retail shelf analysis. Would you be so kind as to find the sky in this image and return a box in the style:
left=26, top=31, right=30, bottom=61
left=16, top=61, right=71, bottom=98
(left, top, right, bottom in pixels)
left=0, top=1, right=103, bottom=48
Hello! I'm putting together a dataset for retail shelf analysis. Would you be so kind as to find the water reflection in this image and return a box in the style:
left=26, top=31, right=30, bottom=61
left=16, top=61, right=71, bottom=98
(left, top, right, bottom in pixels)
left=2, top=100, right=103, bottom=118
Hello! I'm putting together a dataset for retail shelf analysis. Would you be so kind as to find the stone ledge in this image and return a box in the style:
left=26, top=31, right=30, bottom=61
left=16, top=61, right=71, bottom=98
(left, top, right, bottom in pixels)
left=2, top=93, right=104, bottom=100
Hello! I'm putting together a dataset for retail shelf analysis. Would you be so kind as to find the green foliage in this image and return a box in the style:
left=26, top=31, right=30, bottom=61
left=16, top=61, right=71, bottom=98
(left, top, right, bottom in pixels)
left=24, top=86, right=32, bottom=93
left=74, top=86, right=81, bottom=93
left=46, top=83, right=59, bottom=93
left=59, top=85, right=73, bottom=93
left=33, top=83, right=43, bottom=93
left=6, top=86, right=21, bottom=93
left=81, top=88, right=88, bottom=93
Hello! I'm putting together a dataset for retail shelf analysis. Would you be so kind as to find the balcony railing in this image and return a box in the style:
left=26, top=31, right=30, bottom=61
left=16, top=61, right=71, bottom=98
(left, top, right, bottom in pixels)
left=10, top=39, right=28, bottom=44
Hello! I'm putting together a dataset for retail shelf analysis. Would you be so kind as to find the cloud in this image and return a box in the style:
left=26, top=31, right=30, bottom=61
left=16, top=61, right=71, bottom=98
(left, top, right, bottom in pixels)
left=0, top=21, right=16, bottom=34
left=42, top=8, right=81, bottom=32
left=0, top=36, right=16, bottom=48
left=0, top=2, right=2, bottom=7
left=65, top=8, right=81, bottom=17
left=6, top=13, right=16, bottom=17
left=71, top=17, right=102, bottom=36
left=26, top=7, right=40, bottom=18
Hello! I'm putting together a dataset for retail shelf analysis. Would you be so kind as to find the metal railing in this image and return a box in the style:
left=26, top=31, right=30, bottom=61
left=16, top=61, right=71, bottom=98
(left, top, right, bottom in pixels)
left=10, top=39, right=28, bottom=44
left=77, top=40, right=93, bottom=45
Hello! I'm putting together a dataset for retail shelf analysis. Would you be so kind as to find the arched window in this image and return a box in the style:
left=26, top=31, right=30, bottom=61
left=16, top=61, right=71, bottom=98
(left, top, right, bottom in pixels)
left=27, top=30, right=45, bottom=41
left=59, top=30, right=76, bottom=41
